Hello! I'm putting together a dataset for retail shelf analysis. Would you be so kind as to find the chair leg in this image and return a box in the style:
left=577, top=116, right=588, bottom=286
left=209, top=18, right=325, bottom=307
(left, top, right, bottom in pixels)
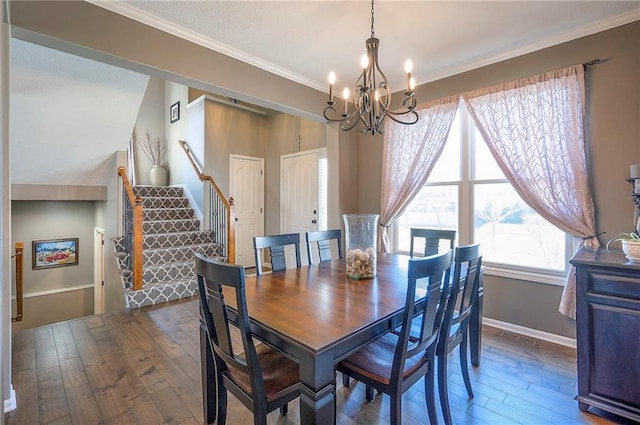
left=424, top=366, right=439, bottom=425
left=390, top=394, right=402, bottom=425
left=366, top=385, right=375, bottom=402
left=279, top=403, right=288, bottom=416
left=342, top=373, right=350, bottom=387
left=437, top=353, right=453, bottom=425
left=459, top=333, right=474, bottom=398
left=216, top=386, right=228, bottom=425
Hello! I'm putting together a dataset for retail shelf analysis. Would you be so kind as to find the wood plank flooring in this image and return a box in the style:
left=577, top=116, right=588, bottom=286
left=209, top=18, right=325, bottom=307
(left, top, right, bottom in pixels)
left=6, top=297, right=634, bottom=425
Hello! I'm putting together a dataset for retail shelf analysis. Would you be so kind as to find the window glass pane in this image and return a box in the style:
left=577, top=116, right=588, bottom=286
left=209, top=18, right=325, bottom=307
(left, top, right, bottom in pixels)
left=396, top=185, right=458, bottom=253
left=474, top=183, right=566, bottom=270
left=428, top=113, right=461, bottom=183
left=473, top=127, right=505, bottom=180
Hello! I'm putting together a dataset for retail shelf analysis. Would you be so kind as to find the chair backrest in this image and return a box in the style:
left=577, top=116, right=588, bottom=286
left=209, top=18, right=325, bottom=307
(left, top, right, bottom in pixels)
left=253, top=233, right=302, bottom=275
left=392, top=250, right=453, bottom=383
left=409, top=228, right=456, bottom=257
left=438, top=244, right=482, bottom=352
left=305, top=229, right=343, bottom=264
left=195, top=253, right=267, bottom=406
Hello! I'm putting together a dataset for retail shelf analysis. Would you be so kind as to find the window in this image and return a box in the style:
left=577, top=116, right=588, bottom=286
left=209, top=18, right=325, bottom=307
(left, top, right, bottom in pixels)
left=395, top=101, right=569, bottom=280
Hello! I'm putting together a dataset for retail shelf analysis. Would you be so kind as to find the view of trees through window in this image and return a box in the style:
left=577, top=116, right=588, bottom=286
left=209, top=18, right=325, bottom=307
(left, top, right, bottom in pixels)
left=396, top=102, right=567, bottom=273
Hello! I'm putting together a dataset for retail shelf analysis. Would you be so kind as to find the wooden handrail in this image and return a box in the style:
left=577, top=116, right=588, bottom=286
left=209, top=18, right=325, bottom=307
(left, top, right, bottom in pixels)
left=12, top=242, right=24, bottom=322
left=117, top=166, right=144, bottom=290
left=178, top=140, right=236, bottom=263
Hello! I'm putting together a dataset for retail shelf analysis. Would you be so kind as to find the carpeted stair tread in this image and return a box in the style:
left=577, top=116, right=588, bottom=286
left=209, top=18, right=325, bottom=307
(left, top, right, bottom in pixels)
left=142, top=219, right=201, bottom=234
left=143, top=208, right=194, bottom=221
left=123, top=277, right=197, bottom=308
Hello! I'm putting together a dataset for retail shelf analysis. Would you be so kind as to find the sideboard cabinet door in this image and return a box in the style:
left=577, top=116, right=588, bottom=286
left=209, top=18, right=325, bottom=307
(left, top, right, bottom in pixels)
left=571, top=247, right=640, bottom=422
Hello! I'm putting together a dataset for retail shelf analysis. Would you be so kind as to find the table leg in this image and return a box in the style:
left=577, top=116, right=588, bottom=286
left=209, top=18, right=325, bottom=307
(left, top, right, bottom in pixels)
left=298, top=358, right=336, bottom=425
left=470, top=273, right=484, bottom=367
left=200, top=320, right=216, bottom=424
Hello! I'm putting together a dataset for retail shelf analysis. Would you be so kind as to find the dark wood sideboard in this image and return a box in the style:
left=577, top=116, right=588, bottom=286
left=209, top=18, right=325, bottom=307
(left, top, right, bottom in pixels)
left=570, top=247, right=640, bottom=422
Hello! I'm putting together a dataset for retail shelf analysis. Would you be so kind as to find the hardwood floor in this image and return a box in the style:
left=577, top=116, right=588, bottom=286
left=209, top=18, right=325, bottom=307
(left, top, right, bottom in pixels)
left=6, top=297, right=634, bottom=425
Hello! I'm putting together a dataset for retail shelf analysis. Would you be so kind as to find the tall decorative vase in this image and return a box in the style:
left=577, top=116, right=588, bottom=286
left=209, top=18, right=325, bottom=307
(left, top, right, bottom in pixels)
left=343, top=214, right=379, bottom=279
left=149, top=164, right=167, bottom=186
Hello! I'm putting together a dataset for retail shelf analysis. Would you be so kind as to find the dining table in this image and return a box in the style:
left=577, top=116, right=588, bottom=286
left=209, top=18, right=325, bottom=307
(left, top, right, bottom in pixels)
left=199, top=252, right=483, bottom=425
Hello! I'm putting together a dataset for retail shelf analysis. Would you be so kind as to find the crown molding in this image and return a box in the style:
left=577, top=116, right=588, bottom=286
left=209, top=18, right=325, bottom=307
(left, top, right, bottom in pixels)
left=86, top=0, right=326, bottom=92
left=87, top=1, right=638, bottom=91
left=418, top=9, right=640, bottom=85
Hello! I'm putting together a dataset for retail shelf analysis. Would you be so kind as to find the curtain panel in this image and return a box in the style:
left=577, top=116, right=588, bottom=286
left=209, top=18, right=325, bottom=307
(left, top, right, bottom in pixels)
left=461, top=65, right=597, bottom=318
left=378, top=96, right=459, bottom=252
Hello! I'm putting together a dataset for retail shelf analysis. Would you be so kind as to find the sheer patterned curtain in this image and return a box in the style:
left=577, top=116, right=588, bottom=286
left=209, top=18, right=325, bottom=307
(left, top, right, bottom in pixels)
left=379, top=96, right=459, bottom=252
left=462, top=65, right=597, bottom=318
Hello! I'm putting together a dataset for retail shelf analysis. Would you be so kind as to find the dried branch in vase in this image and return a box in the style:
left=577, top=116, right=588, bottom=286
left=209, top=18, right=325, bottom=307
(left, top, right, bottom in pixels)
left=133, top=130, right=167, bottom=165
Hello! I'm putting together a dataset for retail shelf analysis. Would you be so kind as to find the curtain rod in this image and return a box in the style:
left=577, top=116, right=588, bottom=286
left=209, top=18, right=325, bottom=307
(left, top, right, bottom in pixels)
left=583, top=59, right=602, bottom=69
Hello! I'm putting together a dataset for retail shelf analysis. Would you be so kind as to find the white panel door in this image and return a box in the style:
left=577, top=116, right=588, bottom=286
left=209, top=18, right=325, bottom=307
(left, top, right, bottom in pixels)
left=281, top=149, right=324, bottom=266
left=230, top=155, right=264, bottom=267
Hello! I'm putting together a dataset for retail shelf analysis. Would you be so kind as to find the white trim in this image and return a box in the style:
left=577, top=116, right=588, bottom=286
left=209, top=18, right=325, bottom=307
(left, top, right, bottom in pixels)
left=419, top=10, right=640, bottom=85
left=12, top=284, right=93, bottom=300
left=85, top=0, right=324, bottom=92
left=93, top=227, right=105, bottom=314
left=4, top=385, right=15, bottom=413
left=484, top=266, right=567, bottom=287
left=483, top=317, right=576, bottom=349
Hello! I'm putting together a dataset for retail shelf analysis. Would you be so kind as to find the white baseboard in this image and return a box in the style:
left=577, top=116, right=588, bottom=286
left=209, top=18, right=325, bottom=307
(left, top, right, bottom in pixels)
left=483, top=317, right=576, bottom=349
left=4, top=385, right=16, bottom=413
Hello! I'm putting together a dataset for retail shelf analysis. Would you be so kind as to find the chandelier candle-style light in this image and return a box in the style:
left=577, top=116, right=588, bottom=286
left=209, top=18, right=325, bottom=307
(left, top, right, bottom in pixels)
left=324, top=0, right=418, bottom=135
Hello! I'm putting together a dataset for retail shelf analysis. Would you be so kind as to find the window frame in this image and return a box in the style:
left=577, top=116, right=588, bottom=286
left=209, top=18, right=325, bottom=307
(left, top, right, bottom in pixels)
left=392, top=102, right=572, bottom=286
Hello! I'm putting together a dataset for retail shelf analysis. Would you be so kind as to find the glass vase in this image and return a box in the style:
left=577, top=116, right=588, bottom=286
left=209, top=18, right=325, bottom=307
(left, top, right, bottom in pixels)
left=343, top=214, right=379, bottom=279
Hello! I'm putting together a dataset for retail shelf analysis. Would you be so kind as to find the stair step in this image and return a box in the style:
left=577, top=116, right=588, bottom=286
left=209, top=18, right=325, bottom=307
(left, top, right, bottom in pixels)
left=143, top=219, right=201, bottom=234
left=144, top=243, right=222, bottom=265
left=144, top=208, right=194, bottom=221
left=123, top=277, right=197, bottom=308
left=143, top=231, right=216, bottom=250
left=142, top=197, right=189, bottom=209
left=133, top=185, right=184, bottom=198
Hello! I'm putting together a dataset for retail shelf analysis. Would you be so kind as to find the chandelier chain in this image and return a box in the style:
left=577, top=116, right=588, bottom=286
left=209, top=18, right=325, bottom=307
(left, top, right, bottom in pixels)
left=370, top=0, right=375, bottom=38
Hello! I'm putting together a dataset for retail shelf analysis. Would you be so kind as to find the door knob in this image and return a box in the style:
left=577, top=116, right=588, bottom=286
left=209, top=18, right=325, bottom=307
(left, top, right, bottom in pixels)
left=311, top=219, right=317, bottom=224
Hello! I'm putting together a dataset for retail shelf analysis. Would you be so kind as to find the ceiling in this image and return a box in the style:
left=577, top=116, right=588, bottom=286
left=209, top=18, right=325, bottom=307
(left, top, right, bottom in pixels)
left=96, top=0, right=639, bottom=94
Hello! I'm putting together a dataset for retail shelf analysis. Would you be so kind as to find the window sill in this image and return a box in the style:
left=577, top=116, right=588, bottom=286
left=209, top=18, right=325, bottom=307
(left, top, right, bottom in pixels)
left=484, top=265, right=567, bottom=286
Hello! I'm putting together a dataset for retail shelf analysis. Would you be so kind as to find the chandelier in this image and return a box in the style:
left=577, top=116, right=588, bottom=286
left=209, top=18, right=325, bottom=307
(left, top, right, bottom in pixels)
left=323, top=0, right=419, bottom=135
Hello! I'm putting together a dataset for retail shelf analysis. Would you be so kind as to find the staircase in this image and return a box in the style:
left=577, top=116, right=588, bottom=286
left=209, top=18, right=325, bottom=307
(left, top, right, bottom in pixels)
left=112, top=185, right=224, bottom=308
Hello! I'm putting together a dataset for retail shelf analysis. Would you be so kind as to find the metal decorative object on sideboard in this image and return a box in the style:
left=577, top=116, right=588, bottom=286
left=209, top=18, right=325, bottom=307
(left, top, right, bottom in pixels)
left=569, top=247, right=640, bottom=422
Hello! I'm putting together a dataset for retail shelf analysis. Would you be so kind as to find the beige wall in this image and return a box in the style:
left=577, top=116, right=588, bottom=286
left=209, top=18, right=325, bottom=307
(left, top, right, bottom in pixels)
left=356, top=22, right=640, bottom=338
left=11, top=288, right=93, bottom=333
left=134, top=77, right=167, bottom=185
left=265, top=113, right=326, bottom=235
left=11, top=201, right=97, bottom=328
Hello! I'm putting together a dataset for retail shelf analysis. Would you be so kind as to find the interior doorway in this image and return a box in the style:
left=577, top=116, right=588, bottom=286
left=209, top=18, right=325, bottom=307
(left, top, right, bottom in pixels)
left=281, top=148, right=327, bottom=266
left=93, top=227, right=105, bottom=314
left=230, top=154, right=265, bottom=267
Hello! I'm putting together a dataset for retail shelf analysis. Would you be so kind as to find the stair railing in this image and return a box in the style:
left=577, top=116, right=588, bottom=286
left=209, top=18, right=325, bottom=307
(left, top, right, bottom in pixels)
left=117, top=166, right=144, bottom=290
left=11, top=242, right=24, bottom=322
left=178, top=140, right=236, bottom=263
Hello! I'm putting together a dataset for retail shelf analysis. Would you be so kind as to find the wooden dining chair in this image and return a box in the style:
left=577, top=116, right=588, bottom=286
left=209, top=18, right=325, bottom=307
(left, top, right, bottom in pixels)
left=409, top=228, right=457, bottom=257
left=305, top=229, right=343, bottom=264
left=437, top=244, right=482, bottom=425
left=253, top=233, right=302, bottom=275
left=195, top=254, right=301, bottom=425
left=337, top=250, right=453, bottom=425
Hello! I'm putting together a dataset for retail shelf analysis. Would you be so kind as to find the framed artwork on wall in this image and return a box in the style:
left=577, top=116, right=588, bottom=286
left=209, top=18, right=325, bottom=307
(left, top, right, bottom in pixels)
left=32, top=238, right=79, bottom=270
left=170, top=101, right=180, bottom=123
